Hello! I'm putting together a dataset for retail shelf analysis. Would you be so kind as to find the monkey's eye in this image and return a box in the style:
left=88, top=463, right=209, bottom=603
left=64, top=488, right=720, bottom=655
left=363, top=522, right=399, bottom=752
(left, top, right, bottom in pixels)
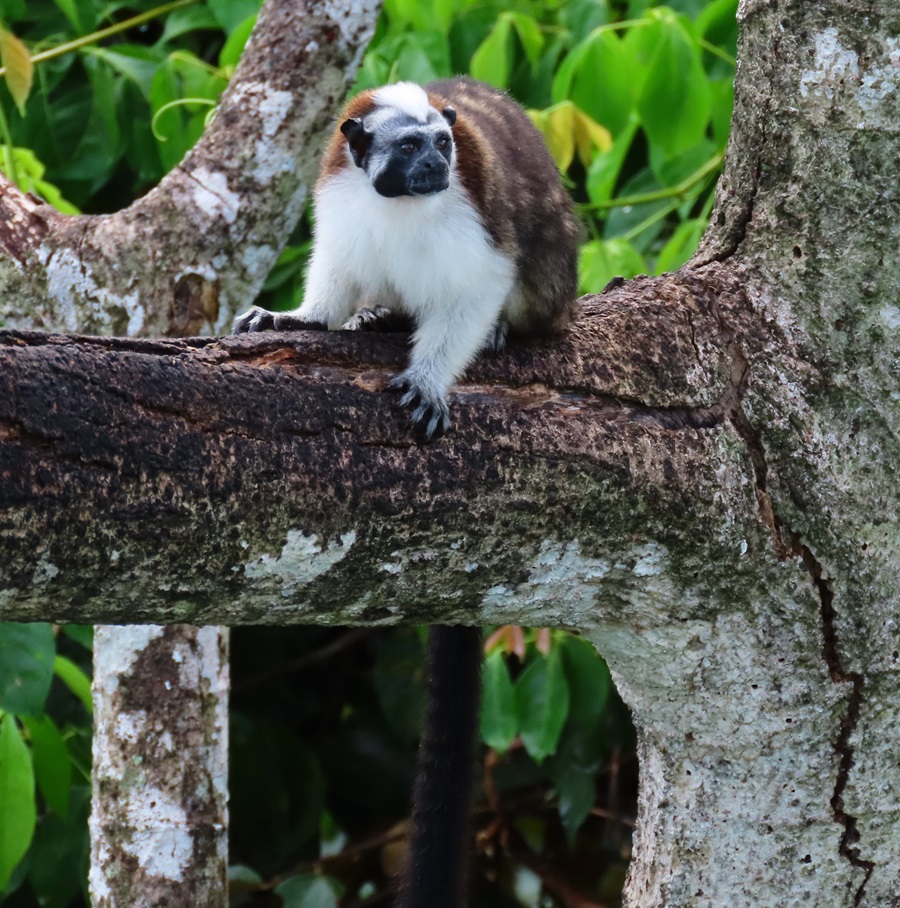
left=435, top=136, right=450, bottom=150
left=399, top=140, right=417, bottom=155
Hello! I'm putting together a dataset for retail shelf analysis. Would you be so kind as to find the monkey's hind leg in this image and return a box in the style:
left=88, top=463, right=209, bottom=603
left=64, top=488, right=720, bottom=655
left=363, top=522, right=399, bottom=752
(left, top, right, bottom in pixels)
left=234, top=246, right=360, bottom=334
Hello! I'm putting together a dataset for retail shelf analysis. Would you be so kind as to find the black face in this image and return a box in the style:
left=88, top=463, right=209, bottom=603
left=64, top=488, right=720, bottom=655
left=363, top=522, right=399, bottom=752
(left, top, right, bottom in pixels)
left=372, top=130, right=453, bottom=198
left=342, top=108, right=456, bottom=199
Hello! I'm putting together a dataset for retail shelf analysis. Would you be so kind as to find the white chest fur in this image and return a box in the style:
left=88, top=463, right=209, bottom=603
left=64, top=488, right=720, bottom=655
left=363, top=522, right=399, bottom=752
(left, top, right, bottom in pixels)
left=311, top=167, right=515, bottom=318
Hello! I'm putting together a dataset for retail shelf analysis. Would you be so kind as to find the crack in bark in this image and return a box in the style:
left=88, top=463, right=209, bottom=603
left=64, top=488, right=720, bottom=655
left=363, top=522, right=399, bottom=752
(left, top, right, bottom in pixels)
left=723, top=348, right=874, bottom=904
left=685, top=308, right=702, bottom=366
left=722, top=346, right=787, bottom=557
left=798, top=543, right=874, bottom=906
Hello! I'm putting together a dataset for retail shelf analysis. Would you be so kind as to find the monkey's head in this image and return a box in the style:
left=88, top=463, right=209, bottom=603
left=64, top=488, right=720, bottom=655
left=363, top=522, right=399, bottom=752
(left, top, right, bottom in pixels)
left=340, top=83, right=457, bottom=199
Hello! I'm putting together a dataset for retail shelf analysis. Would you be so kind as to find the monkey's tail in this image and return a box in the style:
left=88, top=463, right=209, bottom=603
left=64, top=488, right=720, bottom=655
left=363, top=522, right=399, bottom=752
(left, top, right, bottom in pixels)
left=397, top=624, right=483, bottom=908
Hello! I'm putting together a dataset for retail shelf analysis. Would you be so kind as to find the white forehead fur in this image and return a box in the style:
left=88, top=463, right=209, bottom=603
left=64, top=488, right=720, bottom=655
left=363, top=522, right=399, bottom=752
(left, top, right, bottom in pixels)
left=372, top=82, right=433, bottom=123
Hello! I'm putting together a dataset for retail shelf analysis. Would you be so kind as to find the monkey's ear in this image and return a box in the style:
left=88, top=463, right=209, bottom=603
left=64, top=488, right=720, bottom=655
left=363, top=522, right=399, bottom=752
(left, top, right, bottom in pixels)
left=340, top=117, right=372, bottom=168
left=441, top=106, right=456, bottom=127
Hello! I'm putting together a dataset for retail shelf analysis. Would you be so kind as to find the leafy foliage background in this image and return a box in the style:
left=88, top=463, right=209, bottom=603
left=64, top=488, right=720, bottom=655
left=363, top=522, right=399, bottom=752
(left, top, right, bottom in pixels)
left=0, top=0, right=736, bottom=905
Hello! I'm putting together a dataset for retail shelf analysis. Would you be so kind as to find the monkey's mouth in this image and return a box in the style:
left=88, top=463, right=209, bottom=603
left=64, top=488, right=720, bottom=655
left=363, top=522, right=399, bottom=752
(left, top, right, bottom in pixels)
left=407, top=172, right=450, bottom=196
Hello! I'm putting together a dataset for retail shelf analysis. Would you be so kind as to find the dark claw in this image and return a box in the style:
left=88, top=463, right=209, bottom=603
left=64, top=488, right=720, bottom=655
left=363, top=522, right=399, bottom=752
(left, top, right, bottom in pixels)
left=387, top=374, right=411, bottom=394
left=233, top=306, right=275, bottom=334
left=387, top=375, right=450, bottom=441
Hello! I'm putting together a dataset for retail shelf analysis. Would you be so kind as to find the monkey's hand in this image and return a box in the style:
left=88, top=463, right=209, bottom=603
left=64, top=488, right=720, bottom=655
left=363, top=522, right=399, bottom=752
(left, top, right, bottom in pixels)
left=233, top=306, right=327, bottom=334
left=342, top=307, right=414, bottom=333
left=387, top=373, right=450, bottom=441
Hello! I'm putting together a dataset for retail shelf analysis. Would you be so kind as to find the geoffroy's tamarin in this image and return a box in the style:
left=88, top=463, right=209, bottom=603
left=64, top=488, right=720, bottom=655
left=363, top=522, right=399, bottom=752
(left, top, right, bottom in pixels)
left=234, top=77, right=580, bottom=907
left=234, top=76, right=580, bottom=439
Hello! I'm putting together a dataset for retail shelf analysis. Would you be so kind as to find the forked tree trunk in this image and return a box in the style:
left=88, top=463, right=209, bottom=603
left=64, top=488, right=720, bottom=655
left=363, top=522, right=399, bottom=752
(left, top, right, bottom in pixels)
left=0, top=1, right=898, bottom=906
left=0, top=2, right=380, bottom=905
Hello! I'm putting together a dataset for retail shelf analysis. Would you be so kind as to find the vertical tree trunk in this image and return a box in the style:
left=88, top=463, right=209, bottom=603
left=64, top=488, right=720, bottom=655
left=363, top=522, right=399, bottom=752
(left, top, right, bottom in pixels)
left=90, top=627, right=229, bottom=907
left=611, top=1, right=900, bottom=905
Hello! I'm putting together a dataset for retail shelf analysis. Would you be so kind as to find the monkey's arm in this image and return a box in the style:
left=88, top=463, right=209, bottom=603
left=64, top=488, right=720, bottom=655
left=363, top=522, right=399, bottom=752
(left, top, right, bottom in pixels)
left=233, top=307, right=328, bottom=333
left=234, top=240, right=360, bottom=334
left=391, top=289, right=508, bottom=438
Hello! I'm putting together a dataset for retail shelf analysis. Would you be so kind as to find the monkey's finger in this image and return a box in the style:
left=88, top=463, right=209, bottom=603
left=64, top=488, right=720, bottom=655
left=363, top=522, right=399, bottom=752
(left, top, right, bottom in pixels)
left=409, top=399, right=450, bottom=441
left=387, top=374, right=411, bottom=395
left=233, top=307, right=274, bottom=334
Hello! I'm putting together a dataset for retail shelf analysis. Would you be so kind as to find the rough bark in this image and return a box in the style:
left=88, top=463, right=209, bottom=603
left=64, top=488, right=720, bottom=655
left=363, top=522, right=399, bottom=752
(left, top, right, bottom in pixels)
left=0, top=270, right=757, bottom=625
left=0, top=0, right=898, bottom=906
left=0, top=0, right=380, bottom=337
left=89, top=626, right=229, bottom=907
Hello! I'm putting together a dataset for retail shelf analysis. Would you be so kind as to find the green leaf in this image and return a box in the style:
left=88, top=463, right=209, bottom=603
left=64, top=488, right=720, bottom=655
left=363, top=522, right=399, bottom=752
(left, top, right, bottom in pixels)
left=372, top=631, right=426, bottom=746
left=579, top=239, right=646, bottom=294
left=275, top=874, right=341, bottom=908
left=84, top=46, right=162, bottom=101
left=158, top=7, right=221, bottom=46
left=559, top=0, right=612, bottom=42
left=515, top=648, right=569, bottom=764
left=209, top=0, right=261, bottom=34
left=390, top=32, right=451, bottom=83
left=229, top=864, right=263, bottom=884
left=51, top=0, right=96, bottom=34
left=219, top=14, right=257, bottom=70
left=655, top=217, right=707, bottom=273
left=60, top=625, right=93, bottom=652
left=551, top=762, right=596, bottom=842
left=508, top=13, right=544, bottom=67
left=150, top=52, right=229, bottom=172
left=696, top=0, right=739, bottom=57
left=0, top=0, right=26, bottom=23
left=383, top=0, right=451, bottom=33
left=469, top=14, right=512, bottom=88
left=603, top=167, right=670, bottom=251
left=0, top=623, right=55, bottom=716
left=65, top=54, right=122, bottom=183
left=559, top=636, right=611, bottom=724
left=0, top=146, right=79, bottom=213
left=22, top=715, right=71, bottom=819
left=0, top=714, right=36, bottom=889
left=26, top=784, right=91, bottom=908
left=480, top=649, right=517, bottom=753
left=709, top=76, right=734, bottom=150
left=53, top=656, right=92, bottom=713
left=552, top=28, right=635, bottom=136
left=0, top=26, right=33, bottom=115
left=635, top=12, right=712, bottom=155
left=586, top=117, right=639, bottom=207
left=649, top=138, right=717, bottom=188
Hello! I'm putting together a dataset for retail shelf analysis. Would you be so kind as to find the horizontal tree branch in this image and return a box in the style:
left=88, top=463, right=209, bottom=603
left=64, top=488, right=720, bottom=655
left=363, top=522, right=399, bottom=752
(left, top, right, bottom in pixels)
left=0, top=270, right=774, bottom=626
